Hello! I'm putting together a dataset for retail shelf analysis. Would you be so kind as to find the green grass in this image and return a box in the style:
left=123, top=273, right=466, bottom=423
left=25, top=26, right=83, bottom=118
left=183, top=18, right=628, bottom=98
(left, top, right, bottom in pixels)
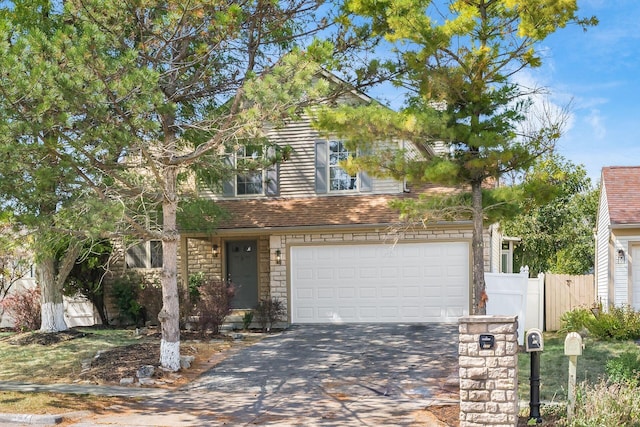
left=518, top=332, right=639, bottom=402
left=0, top=328, right=144, bottom=383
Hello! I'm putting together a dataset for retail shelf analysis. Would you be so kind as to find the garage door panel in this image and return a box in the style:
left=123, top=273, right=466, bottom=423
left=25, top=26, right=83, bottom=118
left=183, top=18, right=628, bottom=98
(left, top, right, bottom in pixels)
left=291, top=242, right=469, bottom=323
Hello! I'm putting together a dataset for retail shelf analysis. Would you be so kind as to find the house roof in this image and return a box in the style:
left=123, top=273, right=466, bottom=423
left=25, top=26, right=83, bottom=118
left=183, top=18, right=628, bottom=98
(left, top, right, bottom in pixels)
left=214, top=185, right=458, bottom=230
left=602, top=166, right=640, bottom=225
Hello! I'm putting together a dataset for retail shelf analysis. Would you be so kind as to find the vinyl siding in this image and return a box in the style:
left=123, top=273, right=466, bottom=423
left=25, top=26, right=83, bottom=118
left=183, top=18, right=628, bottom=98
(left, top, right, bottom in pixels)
left=203, top=114, right=405, bottom=200
left=595, top=182, right=610, bottom=307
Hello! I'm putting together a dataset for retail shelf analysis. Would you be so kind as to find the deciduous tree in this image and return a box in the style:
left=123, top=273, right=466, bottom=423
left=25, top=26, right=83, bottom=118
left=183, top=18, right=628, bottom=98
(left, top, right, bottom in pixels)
left=0, top=0, right=362, bottom=369
left=501, top=154, right=597, bottom=276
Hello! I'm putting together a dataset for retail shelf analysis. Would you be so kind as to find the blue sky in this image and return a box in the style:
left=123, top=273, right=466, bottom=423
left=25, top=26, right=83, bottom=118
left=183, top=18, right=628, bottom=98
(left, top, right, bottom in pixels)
left=524, top=0, right=640, bottom=183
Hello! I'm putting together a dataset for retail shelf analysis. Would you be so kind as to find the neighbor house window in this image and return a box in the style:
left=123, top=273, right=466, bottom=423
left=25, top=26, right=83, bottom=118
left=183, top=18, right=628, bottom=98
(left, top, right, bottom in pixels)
left=222, top=144, right=278, bottom=197
left=315, top=139, right=371, bottom=194
left=126, top=240, right=163, bottom=269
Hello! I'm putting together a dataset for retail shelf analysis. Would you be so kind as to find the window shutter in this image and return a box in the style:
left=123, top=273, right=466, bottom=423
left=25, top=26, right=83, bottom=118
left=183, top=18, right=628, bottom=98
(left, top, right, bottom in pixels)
left=360, top=171, right=372, bottom=192
left=222, top=155, right=235, bottom=197
left=265, top=146, right=279, bottom=196
left=315, top=140, right=327, bottom=194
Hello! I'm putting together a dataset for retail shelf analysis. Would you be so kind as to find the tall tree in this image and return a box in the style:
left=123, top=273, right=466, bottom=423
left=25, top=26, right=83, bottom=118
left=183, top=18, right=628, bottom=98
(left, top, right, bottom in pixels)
left=314, top=0, right=595, bottom=314
left=0, top=0, right=362, bottom=369
left=501, top=154, right=597, bottom=276
left=0, top=1, right=114, bottom=332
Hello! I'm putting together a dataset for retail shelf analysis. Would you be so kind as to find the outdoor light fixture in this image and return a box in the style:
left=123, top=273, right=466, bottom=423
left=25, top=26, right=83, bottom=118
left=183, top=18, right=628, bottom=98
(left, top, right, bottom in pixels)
left=212, top=244, right=219, bottom=258
left=275, top=249, right=282, bottom=264
left=617, top=248, right=626, bottom=264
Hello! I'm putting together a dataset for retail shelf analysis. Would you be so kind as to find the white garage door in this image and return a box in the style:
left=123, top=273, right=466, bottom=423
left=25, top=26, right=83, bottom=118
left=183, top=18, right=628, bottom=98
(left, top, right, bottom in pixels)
left=291, top=242, right=469, bottom=323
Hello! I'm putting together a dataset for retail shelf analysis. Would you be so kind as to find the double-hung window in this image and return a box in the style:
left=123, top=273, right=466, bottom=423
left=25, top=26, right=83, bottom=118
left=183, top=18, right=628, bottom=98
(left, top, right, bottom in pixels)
left=126, top=240, right=163, bottom=269
left=236, top=145, right=265, bottom=195
left=316, top=139, right=371, bottom=194
left=223, top=144, right=278, bottom=197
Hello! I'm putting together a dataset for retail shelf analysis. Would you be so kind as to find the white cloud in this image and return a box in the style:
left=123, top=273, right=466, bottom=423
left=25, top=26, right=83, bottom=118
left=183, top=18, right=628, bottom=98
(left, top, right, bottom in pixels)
left=585, top=109, right=606, bottom=140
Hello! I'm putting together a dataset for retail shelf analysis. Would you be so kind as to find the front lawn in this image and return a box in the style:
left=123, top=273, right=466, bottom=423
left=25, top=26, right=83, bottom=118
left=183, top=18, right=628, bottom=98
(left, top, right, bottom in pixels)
left=517, top=332, right=639, bottom=402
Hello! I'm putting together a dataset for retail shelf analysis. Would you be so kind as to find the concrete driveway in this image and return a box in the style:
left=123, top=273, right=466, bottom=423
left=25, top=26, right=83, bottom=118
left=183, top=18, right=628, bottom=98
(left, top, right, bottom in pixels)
left=71, top=324, right=459, bottom=426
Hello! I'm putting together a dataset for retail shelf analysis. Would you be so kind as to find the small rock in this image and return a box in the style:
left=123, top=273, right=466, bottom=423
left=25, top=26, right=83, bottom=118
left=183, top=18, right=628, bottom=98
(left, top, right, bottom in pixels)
left=138, top=378, right=155, bottom=386
left=180, top=355, right=196, bottom=369
left=231, top=333, right=244, bottom=340
left=120, top=377, right=134, bottom=385
left=137, top=365, right=155, bottom=379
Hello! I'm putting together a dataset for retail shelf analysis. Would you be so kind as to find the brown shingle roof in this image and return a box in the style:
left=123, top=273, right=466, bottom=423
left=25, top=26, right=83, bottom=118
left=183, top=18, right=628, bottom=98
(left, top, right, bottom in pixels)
left=602, top=166, right=640, bottom=225
left=214, top=184, right=456, bottom=230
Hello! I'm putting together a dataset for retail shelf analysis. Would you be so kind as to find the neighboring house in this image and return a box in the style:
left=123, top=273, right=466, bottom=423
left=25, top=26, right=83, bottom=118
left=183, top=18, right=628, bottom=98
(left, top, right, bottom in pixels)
left=114, top=89, right=515, bottom=326
left=595, top=166, right=640, bottom=309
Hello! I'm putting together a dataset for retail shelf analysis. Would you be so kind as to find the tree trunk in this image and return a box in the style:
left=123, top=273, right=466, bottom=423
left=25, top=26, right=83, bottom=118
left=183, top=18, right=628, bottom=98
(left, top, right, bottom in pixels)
left=159, top=165, right=181, bottom=371
left=471, top=179, right=487, bottom=315
left=38, top=253, right=68, bottom=332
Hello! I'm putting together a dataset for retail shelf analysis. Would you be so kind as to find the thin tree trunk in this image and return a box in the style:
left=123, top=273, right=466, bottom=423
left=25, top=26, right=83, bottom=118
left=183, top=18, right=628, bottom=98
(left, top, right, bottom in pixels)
left=471, top=179, right=487, bottom=315
left=158, top=165, right=181, bottom=371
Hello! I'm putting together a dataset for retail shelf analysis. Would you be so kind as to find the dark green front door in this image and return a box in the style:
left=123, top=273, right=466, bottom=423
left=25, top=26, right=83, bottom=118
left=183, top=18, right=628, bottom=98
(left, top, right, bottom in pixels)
left=226, top=240, right=259, bottom=309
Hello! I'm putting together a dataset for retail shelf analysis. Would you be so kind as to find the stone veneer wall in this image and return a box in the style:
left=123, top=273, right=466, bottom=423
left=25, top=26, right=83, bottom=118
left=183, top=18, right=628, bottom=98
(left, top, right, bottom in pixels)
left=458, top=315, right=519, bottom=427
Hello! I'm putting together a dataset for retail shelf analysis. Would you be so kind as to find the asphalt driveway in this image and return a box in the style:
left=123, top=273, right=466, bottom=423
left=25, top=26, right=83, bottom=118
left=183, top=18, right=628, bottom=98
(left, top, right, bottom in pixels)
left=71, top=324, right=460, bottom=426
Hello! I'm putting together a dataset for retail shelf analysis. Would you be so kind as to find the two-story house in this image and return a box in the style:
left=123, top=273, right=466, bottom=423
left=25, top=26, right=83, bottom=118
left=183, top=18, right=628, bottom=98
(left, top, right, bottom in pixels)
left=167, top=107, right=516, bottom=326
left=116, top=83, right=514, bottom=326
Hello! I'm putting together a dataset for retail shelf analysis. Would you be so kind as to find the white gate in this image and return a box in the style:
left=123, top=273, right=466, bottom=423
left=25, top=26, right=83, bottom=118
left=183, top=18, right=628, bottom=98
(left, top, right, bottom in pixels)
left=486, top=268, right=529, bottom=345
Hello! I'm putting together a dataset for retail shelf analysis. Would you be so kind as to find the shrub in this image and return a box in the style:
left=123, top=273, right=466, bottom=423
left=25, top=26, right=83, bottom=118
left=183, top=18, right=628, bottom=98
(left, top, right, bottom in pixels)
left=586, top=305, right=640, bottom=341
left=254, top=297, right=286, bottom=332
left=569, top=379, right=640, bottom=426
left=242, top=311, right=254, bottom=330
left=194, top=279, right=235, bottom=336
left=0, top=287, right=41, bottom=331
left=179, top=272, right=206, bottom=328
left=111, top=272, right=145, bottom=326
left=606, top=351, right=640, bottom=386
left=560, top=307, right=593, bottom=333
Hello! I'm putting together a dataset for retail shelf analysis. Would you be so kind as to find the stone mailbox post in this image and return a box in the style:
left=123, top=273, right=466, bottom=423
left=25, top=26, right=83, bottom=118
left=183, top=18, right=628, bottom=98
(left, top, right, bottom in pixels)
left=459, top=315, right=519, bottom=427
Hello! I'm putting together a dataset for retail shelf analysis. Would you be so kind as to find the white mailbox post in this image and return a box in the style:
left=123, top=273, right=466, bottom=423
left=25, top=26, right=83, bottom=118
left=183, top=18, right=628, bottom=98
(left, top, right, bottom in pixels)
left=564, top=332, right=583, bottom=421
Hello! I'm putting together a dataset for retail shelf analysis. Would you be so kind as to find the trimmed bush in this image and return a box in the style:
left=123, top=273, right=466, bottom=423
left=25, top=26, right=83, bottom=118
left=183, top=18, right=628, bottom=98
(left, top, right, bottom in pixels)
left=254, top=297, right=286, bottom=332
left=194, top=279, right=235, bottom=336
left=0, top=287, right=41, bottom=331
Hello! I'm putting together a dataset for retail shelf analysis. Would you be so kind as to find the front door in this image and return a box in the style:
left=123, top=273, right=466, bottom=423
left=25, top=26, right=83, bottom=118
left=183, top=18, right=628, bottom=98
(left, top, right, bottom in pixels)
left=226, top=240, right=259, bottom=309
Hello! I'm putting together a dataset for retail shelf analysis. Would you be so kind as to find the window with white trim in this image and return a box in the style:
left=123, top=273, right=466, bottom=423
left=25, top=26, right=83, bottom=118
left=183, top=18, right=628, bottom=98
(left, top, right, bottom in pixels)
left=223, top=144, right=278, bottom=197
left=126, top=240, right=163, bottom=269
left=315, top=139, right=371, bottom=194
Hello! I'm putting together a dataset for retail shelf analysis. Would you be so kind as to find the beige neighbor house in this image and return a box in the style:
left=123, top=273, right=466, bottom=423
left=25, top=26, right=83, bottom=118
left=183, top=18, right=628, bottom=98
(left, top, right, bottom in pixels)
left=115, top=91, right=514, bottom=326
left=595, top=166, right=640, bottom=310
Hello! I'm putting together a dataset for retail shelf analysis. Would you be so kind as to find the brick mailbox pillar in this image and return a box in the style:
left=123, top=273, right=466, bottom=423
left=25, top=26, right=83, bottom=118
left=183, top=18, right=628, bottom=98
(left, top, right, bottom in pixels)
left=458, top=315, right=519, bottom=427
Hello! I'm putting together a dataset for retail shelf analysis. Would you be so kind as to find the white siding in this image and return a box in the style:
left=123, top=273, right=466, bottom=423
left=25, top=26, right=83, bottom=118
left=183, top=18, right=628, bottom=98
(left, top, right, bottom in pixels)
left=595, top=182, right=610, bottom=307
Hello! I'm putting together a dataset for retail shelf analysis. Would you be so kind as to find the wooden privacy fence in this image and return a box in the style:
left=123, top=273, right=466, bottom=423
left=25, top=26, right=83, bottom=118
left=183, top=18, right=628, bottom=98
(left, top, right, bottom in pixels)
left=545, top=274, right=595, bottom=331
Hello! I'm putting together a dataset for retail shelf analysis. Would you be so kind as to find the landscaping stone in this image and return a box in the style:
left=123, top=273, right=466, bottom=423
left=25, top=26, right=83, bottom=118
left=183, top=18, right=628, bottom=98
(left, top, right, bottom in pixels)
left=180, top=355, right=196, bottom=369
left=137, top=365, right=155, bottom=379
left=120, top=377, right=134, bottom=385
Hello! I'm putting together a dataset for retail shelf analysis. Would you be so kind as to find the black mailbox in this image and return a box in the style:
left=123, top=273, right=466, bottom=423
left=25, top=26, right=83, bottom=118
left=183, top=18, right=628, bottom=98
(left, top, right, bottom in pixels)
left=479, top=334, right=495, bottom=350
left=525, top=328, right=544, bottom=352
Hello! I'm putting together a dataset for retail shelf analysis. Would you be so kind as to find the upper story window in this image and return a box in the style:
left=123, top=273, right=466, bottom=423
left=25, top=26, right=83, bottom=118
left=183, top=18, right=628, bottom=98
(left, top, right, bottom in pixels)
left=223, top=144, right=278, bottom=197
left=236, top=145, right=265, bottom=195
left=329, top=140, right=357, bottom=191
left=316, top=139, right=371, bottom=194
left=126, top=240, right=163, bottom=269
